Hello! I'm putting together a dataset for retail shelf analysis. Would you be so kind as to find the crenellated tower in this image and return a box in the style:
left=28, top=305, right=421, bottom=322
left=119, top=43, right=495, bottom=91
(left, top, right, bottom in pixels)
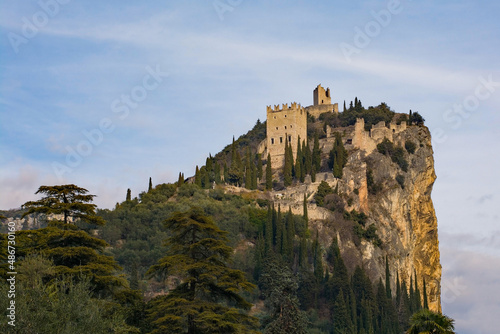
left=266, top=102, right=307, bottom=169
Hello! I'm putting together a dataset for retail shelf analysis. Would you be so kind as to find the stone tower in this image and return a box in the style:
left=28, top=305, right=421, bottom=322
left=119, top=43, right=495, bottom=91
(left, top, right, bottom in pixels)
left=306, top=84, right=338, bottom=118
left=266, top=102, right=307, bottom=169
left=313, top=84, right=331, bottom=105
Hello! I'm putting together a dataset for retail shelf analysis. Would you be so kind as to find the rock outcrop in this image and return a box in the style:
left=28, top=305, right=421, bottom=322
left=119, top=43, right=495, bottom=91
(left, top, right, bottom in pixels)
left=268, top=123, right=441, bottom=312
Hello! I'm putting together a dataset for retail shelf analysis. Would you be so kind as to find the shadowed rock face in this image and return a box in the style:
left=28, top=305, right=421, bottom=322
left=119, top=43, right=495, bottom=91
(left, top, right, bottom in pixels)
left=267, top=124, right=441, bottom=312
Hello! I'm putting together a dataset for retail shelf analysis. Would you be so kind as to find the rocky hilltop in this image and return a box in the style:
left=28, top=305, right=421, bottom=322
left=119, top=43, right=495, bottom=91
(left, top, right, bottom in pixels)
left=226, top=119, right=441, bottom=312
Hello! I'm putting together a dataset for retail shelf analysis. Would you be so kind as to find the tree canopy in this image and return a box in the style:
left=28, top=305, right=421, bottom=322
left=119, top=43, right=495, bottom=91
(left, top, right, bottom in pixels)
left=21, top=184, right=104, bottom=225
left=146, top=207, right=259, bottom=333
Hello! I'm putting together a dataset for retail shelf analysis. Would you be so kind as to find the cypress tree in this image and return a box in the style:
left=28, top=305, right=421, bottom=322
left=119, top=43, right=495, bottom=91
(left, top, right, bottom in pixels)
left=195, top=166, right=201, bottom=186
left=396, top=272, right=401, bottom=308
left=265, top=205, right=273, bottom=254
left=303, top=194, right=308, bottom=225
left=257, top=153, right=263, bottom=180
left=311, top=165, right=317, bottom=183
left=385, top=256, right=392, bottom=300
left=215, top=163, right=221, bottom=184
left=245, top=148, right=252, bottom=190
left=285, top=207, right=295, bottom=262
left=423, top=278, right=429, bottom=309
left=251, top=160, right=257, bottom=190
left=304, top=140, right=312, bottom=176
left=312, top=132, right=321, bottom=173
left=283, top=139, right=293, bottom=186
left=204, top=166, right=210, bottom=188
left=299, top=236, right=307, bottom=268
left=126, top=188, right=131, bottom=201
left=313, top=231, right=323, bottom=281
left=333, top=288, right=350, bottom=334
left=223, top=163, right=229, bottom=184
left=343, top=100, right=347, bottom=112
left=148, top=177, right=152, bottom=192
left=414, top=270, right=422, bottom=310
left=275, top=205, right=282, bottom=253
left=177, top=172, right=184, bottom=186
left=266, top=153, right=273, bottom=190
left=409, top=274, right=415, bottom=314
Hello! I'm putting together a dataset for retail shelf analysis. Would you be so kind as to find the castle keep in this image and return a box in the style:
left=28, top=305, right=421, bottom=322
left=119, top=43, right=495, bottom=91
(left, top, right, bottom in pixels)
left=266, top=103, right=307, bottom=168
left=265, top=84, right=337, bottom=169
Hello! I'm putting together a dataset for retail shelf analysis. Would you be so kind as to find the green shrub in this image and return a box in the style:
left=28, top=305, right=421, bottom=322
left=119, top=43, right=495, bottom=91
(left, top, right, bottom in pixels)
left=405, top=140, right=416, bottom=154
left=377, top=138, right=408, bottom=172
left=396, top=174, right=405, bottom=189
left=314, top=181, right=333, bottom=207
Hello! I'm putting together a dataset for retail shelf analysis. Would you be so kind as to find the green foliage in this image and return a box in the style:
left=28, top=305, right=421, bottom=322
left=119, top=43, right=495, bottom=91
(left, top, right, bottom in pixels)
left=409, top=111, right=425, bottom=126
left=366, top=168, right=382, bottom=195
left=147, top=208, right=259, bottom=333
left=266, top=154, right=273, bottom=190
left=328, top=133, right=348, bottom=178
left=284, top=139, right=293, bottom=187
left=396, top=174, right=405, bottom=189
left=406, top=309, right=455, bottom=334
left=21, top=184, right=105, bottom=225
left=377, top=138, right=409, bottom=172
left=312, top=132, right=321, bottom=173
left=314, top=181, right=333, bottom=207
left=347, top=210, right=381, bottom=247
left=322, top=101, right=395, bottom=129
left=259, top=257, right=308, bottom=334
left=215, top=119, right=266, bottom=175
left=0, top=255, right=137, bottom=334
left=404, top=140, right=417, bottom=154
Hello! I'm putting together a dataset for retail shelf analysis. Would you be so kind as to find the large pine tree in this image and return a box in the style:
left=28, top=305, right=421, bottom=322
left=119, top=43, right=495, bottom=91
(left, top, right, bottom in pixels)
left=146, top=208, right=259, bottom=333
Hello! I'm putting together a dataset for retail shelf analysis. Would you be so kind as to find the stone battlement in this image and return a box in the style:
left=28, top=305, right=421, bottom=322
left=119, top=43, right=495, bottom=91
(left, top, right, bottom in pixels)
left=266, top=102, right=304, bottom=114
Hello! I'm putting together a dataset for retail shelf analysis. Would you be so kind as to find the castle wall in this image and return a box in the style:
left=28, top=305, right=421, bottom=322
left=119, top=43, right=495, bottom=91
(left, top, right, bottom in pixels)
left=305, top=103, right=339, bottom=119
left=351, top=118, right=408, bottom=154
left=266, top=103, right=307, bottom=169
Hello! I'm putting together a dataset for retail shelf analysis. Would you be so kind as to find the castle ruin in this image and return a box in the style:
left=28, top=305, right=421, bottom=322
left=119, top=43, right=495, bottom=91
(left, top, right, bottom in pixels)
left=305, top=84, right=339, bottom=119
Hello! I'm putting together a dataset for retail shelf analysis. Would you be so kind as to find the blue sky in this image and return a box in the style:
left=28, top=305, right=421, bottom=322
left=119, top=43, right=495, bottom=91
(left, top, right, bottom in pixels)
left=1, top=1, right=499, bottom=332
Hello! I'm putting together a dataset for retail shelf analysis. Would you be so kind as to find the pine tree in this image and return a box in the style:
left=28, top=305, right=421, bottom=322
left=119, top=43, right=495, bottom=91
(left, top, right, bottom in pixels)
left=146, top=208, right=259, bottom=333
left=266, top=153, right=273, bottom=190
left=260, top=257, right=308, bottom=334
left=21, top=185, right=105, bottom=225
left=148, top=177, right=153, bottom=192
left=126, top=188, right=131, bottom=201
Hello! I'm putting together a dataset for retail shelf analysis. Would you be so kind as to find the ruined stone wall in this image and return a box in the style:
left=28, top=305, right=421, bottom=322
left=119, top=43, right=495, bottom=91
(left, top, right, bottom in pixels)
left=313, top=84, right=331, bottom=105
left=266, top=103, right=307, bottom=169
left=305, top=103, right=339, bottom=119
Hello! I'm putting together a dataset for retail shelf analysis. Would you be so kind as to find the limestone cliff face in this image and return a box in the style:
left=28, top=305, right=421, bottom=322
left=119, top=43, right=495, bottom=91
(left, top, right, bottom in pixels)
left=268, top=123, right=441, bottom=312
